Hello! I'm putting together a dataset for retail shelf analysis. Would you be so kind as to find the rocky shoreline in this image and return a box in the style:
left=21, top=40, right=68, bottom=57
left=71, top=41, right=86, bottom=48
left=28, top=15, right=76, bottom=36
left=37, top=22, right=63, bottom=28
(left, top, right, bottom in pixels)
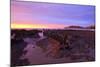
left=11, top=29, right=95, bottom=66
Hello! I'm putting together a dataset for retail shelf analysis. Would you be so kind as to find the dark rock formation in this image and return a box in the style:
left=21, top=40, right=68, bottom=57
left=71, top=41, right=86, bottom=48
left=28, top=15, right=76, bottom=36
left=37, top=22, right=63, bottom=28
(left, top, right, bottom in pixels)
left=11, top=39, right=30, bottom=66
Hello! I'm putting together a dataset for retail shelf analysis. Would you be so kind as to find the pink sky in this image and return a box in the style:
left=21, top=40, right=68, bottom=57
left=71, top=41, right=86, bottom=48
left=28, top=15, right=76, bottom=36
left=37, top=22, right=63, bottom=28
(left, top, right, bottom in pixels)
left=11, top=1, right=95, bottom=29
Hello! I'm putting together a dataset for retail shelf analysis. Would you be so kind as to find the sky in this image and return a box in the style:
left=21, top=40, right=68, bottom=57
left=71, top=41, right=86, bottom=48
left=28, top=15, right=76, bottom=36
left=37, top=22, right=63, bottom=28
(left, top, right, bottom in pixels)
left=11, top=1, right=95, bottom=29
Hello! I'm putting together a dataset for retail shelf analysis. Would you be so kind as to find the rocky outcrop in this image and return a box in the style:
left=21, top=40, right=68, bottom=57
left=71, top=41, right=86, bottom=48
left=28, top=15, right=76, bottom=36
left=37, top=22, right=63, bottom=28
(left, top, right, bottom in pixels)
left=11, top=39, right=30, bottom=66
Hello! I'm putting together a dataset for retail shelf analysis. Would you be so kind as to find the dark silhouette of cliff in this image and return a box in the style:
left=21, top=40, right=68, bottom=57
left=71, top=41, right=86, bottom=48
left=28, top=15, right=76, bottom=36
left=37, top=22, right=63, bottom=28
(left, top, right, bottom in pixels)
left=65, top=26, right=84, bottom=29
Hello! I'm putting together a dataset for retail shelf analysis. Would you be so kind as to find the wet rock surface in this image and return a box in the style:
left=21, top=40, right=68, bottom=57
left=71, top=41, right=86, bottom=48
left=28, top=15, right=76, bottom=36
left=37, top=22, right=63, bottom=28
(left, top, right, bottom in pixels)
left=11, top=29, right=95, bottom=66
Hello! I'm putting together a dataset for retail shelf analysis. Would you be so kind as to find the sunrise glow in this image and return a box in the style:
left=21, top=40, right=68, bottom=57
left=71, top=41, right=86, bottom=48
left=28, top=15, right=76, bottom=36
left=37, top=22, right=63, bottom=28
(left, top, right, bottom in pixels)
left=11, top=23, right=67, bottom=29
left=11, top=1, right=95, bottom=29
